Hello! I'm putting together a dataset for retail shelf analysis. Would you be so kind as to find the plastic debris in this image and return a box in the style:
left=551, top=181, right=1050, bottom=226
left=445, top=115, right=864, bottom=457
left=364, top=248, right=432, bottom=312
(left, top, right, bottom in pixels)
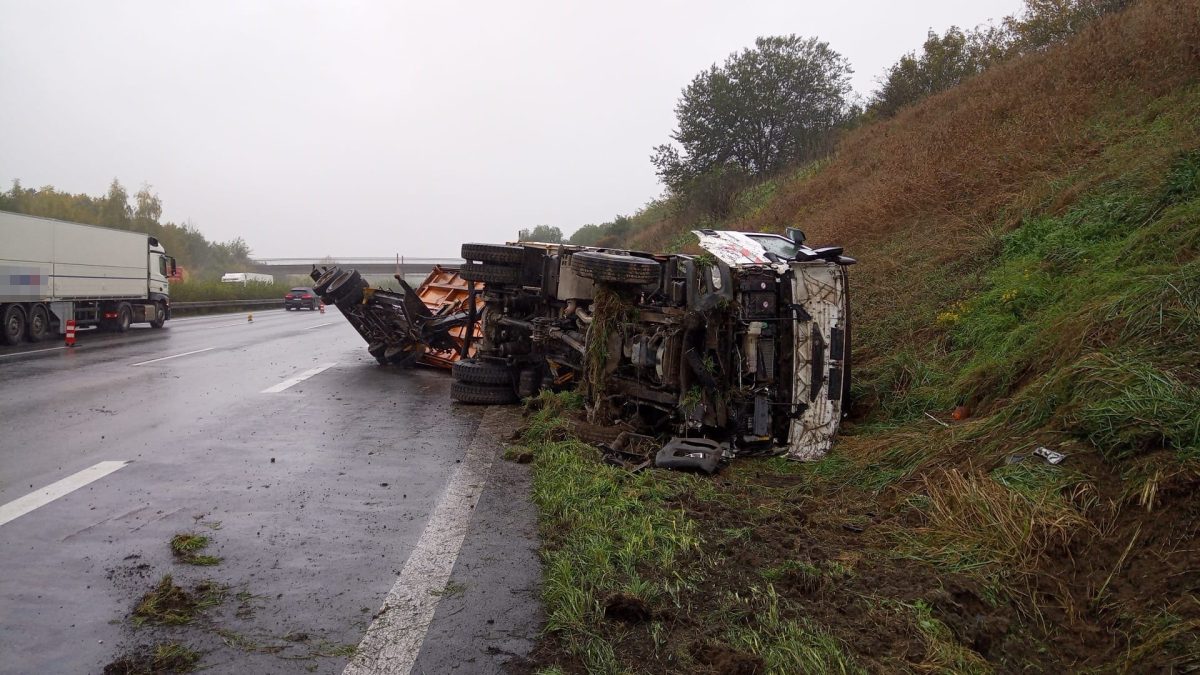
left=1033, top=446, right=1066, bottom=465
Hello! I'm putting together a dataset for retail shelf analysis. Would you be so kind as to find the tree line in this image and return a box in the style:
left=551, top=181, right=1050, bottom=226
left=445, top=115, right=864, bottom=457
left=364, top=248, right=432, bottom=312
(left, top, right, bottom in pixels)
left=0, top=178, right=253, bottom=278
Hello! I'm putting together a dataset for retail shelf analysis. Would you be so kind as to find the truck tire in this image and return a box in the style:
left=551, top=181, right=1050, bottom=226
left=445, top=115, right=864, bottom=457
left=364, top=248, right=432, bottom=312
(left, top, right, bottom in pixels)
left=26, top=304, right=49, bottom=343
left=115, top=303, right=132, bottom=332
left=149, top=302, right=166, bottom=329
left=452, top=358, right=513, bottom=385
left=327, top=270, right=365, bottom=305
left=2, top=304, right=26, bottom=345
left=570, top=251, right=660, bottom=285
left=461, top=243, right=524, bottom=266
left=451, top=381, right=517, bottom=405
left=460, top=262, right=521, bottom=285
left=312, top=266, right=341, bottom=295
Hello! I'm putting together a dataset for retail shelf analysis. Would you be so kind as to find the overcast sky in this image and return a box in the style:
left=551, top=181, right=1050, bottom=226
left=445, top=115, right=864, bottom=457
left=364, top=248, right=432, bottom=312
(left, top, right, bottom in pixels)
left=0, top=0, right=1022, bottom=258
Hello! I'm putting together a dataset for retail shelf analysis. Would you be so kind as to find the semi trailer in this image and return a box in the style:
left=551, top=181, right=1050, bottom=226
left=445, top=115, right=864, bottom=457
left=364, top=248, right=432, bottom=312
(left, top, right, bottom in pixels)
left=0, top=210, right=177, bottom=345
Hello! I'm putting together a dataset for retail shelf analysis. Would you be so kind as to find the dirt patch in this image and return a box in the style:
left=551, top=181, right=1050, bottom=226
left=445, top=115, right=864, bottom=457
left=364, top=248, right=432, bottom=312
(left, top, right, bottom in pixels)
left=132, top=575, right=224, bottom=626
left=603, top=593, right=651, bottom=623
left=694, top=644, right=763, bottom=675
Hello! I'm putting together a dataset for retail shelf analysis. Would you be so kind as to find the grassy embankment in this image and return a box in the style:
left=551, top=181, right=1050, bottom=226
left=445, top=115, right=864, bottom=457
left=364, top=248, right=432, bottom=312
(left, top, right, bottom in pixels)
left=518, top=1, right=1200, bottom=672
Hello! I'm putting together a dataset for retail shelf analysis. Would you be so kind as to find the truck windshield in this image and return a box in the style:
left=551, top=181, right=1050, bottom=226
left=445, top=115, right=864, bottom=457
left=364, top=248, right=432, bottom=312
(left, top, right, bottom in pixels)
left=746, top=234, right=798, bottom=259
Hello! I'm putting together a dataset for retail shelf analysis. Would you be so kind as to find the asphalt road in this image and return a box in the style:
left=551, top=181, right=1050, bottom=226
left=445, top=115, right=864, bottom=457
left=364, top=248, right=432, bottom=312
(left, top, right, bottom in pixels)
left=0, top=309, right=541, bottom=674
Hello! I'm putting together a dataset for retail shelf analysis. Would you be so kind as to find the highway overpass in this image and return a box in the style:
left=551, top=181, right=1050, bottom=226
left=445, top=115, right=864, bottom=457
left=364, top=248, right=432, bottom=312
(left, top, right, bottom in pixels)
left=249, top=257, right=464, bottom=277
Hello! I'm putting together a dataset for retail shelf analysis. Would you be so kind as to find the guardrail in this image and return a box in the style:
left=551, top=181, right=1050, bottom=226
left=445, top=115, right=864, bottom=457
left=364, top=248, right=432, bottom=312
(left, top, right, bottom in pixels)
left=171, top=299, right=283, bottom=309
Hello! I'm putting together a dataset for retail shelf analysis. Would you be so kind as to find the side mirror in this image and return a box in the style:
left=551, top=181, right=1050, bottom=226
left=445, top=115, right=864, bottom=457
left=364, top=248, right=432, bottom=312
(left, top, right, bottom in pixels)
left=786, top=227, right=806, bottom=245
left=170, top=258, right=178, bottom=276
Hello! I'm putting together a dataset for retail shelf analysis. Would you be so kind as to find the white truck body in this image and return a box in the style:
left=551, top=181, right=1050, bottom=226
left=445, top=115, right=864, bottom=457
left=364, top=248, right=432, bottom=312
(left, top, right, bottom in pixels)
left=0, top=210, right=174, bottom=343
left=221, top=272, right=273, bottom=285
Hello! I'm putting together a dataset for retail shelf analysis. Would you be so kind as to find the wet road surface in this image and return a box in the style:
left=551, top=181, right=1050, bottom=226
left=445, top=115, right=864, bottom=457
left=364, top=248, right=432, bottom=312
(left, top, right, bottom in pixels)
left=0, top=309, right=541, bottom=673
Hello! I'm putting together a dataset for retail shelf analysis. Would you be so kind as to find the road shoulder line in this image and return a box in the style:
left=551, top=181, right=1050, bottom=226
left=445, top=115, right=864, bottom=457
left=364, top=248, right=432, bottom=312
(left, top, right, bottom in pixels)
left=131, top=347, right=215, bottom=366
left=261, top=363, right=337, bottom=393
left=343, top=406, right=508, bottom=675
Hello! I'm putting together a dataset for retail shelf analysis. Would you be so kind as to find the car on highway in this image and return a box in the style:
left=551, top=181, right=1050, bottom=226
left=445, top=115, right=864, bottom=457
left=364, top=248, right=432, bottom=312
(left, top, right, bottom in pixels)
left=284, top=287, right=319, bottom=311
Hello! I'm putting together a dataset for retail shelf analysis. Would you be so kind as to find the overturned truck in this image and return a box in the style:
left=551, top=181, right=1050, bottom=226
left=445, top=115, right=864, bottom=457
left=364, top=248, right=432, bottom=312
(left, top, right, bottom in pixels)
left=316, top=229, right=853, bottom=461
left=455, top=229, right=853, bottom=461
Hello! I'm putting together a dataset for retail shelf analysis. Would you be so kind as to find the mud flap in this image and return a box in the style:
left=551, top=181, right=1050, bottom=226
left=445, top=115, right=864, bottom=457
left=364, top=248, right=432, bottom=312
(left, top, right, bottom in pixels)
left=787, top=262, right=848, bottom=461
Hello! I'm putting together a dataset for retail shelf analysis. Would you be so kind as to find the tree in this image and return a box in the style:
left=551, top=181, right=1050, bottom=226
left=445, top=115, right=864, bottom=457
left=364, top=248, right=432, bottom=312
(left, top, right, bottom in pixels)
left=652, top=35, right=853, bottom=194
left=99, top=178, right=131, bottom=228
left=1004, top=0, right=1131, bottom=51
left=518, top=224, right=563, bottom=243
left=869, top=27, right=1007, bottom=118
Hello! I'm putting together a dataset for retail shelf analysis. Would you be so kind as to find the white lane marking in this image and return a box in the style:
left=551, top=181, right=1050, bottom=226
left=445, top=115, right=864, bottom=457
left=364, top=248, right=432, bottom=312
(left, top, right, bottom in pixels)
left=261, top=363, right=337, bottom=393
left=305, top=322, right=336, bottom=330
left=344, top=406, right=507, bottom=675
left=131, top=347, right=215, bottom=366
left=0, top=346, right=68, bottom=359
left=0, top=461, right=130, bottom=527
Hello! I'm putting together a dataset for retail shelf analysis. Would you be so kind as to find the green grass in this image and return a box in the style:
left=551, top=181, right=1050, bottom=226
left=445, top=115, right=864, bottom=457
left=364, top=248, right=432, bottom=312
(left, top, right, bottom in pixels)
left=526, top=393, right=699, bottom=669
left=170, top=533, right=223, bottom=566
left=724, top=585, right=862, bottom=674
left=132, top=575, right=225, bottom=626
left=904, top=600, right=991, bottom=674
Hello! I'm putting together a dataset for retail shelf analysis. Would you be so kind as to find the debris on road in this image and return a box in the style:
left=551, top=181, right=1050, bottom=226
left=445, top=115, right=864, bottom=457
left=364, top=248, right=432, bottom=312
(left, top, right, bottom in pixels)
left=1033, top=446, right=1067, bottom=464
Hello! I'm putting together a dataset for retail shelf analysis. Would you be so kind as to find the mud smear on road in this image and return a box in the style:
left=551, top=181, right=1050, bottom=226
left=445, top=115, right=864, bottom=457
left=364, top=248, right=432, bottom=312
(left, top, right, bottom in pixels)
left=132, top=575, right=225, bottom=627
left=103, top=642, right=201, bottom=674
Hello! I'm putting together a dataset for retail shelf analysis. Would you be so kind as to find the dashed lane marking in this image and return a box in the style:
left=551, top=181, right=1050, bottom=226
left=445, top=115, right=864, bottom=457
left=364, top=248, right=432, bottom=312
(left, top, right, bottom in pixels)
left=260, top=362, right=337, bottom=393
left=0, top=461, right=131, bottom=527
left=343, top=406, right=507, bottom=675
left=0, top=346, right=68, bottom=359
left=304, top=322, right=337, bottom=330
left=131, top=347, right=215, bottom=366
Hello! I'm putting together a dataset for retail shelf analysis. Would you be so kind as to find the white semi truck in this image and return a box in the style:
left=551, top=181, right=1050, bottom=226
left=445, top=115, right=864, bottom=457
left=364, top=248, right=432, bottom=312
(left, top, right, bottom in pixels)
left=0, top=210, right=176, bottom=345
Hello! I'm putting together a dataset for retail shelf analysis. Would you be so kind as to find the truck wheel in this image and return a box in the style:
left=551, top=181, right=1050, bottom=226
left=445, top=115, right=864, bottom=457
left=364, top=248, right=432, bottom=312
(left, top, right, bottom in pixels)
left=461, top=243, right=524, bottom=266
left=312, top=266, right=341, bottom=295
left=570, top=251, right=660, bottom=285
left=2, top=304, right=26, bottom=345
left=149, top=302, right=166, bottom=329
left=327, top=270, right=365, bottom=305
left=459, top=262, right=521, bottom=285
left=116, top=303, right=132, bottom=332
left=450, top=381, right=517, bottom=405
left=452, top=358, right=513, bottom=385
left=26, top=304, right=49, bottom=343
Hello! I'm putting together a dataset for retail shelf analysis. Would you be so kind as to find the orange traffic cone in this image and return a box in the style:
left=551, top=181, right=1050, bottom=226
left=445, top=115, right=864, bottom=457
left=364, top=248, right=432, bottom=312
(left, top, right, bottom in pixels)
left=247, top=313, right=253, bottom=323
left=65, top=319, right=76, bottom=347
left=319, top=302, right=325, bottom=314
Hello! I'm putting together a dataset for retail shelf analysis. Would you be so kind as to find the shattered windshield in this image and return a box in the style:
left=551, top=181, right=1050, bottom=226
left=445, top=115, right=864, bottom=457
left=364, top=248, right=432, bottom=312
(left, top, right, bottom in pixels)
left=746, top=234, right=798, bottom=259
